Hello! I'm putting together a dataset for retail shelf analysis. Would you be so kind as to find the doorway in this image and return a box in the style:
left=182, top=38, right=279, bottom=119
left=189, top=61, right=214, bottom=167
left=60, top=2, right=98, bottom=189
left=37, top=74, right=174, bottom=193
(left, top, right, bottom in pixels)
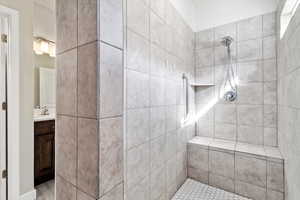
left=0, top=14, right=8, bottom=200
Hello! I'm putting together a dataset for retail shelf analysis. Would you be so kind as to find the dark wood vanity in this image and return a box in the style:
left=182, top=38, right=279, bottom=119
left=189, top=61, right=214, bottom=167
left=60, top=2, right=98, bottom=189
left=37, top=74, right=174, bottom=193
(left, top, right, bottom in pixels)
left=34, top=120, right=55, bottom=186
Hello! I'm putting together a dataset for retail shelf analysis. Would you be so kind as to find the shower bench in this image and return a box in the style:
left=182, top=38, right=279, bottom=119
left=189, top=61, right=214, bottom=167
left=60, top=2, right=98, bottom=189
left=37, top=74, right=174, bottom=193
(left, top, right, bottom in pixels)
left=187, top=136, right=285, bottom=200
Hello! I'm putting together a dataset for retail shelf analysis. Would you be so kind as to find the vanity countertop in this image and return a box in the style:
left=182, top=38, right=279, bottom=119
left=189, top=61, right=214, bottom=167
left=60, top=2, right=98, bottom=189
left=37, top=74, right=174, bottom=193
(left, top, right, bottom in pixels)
left=34, top=114, right=56, bottom=122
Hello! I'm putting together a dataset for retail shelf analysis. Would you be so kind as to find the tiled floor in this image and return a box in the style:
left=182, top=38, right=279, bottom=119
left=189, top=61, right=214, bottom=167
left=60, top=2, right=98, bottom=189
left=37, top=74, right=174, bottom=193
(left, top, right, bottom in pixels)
left=36, top=180, right=54, bottom=200
left=172, top=179, right=251, bottom=200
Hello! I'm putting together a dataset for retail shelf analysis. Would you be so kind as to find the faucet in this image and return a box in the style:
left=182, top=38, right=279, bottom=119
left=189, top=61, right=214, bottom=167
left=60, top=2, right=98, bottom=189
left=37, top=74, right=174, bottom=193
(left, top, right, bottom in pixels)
left=40, top=106, right=49, bottom=115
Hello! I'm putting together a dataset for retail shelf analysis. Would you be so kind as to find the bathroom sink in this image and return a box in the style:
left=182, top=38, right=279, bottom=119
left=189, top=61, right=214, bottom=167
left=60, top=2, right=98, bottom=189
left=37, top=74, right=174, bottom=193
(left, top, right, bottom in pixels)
left=34, top=114, right=56, bottom=122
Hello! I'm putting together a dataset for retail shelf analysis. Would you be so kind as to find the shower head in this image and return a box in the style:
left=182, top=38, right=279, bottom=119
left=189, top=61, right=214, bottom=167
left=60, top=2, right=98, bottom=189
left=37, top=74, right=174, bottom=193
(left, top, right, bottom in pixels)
left=221, top=36, right=234, bottom=47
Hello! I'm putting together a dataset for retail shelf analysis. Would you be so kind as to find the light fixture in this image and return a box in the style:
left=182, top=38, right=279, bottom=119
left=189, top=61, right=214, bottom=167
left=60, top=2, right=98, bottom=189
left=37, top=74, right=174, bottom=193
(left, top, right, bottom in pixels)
left=33, top=37, right=56, bottom=57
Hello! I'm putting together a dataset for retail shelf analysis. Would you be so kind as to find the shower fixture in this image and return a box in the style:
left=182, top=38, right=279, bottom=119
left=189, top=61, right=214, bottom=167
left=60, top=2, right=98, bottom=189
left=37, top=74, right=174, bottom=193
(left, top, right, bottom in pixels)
left=220, top=36, right=237, bottom=102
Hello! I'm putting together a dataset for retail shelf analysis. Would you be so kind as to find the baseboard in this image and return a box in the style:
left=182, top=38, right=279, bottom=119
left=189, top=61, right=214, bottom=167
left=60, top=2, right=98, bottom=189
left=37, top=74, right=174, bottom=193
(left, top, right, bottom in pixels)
left=19, top=189, right=36, bottom=200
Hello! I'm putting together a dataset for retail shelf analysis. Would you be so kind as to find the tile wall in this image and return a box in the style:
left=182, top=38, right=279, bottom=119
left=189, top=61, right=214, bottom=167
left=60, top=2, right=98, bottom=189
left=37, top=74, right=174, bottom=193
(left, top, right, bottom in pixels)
left=195, top=13, right=278, bottom=147
left=125, top=0, right=195, bottom=199
left=277, top=1, right=300, bottom=199
left=56, top=0, right=124, bottom=199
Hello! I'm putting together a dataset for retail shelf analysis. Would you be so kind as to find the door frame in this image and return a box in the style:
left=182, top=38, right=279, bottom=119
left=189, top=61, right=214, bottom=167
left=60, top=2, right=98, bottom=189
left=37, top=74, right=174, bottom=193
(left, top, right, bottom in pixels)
left=0, top=5, right=20, bottom=200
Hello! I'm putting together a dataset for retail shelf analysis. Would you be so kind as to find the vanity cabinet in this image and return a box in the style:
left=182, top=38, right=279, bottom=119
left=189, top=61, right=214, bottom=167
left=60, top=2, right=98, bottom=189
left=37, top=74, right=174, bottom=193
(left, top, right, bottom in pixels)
left=34, top=120, right=55, bottom=186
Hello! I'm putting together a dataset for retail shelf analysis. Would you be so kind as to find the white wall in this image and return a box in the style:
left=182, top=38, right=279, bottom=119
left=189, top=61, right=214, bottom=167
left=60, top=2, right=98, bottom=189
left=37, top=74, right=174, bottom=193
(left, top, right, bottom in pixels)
left=0, top=0, right=34, bottom=196
left=171, top=0, right=279, bottom=31
left=33, top=2, right=55, bottom=41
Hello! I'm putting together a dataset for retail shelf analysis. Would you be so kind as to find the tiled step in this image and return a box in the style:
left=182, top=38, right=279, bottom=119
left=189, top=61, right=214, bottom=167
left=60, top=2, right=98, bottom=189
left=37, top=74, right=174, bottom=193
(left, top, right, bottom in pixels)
left=187, top=137, right=285, bottom=200
left=172, top=178, right=251, bottom=200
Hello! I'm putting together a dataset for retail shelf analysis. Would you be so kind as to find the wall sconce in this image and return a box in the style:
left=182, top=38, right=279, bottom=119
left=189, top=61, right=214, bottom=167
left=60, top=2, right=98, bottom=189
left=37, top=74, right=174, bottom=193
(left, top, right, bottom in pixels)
left=33, top=37, right=56, bottom=57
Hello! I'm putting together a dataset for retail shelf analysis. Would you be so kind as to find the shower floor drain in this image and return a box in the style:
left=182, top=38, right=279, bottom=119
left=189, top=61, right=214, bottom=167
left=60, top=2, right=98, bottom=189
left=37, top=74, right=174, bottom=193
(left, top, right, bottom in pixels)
left=172, top=179, right=251, bottom=200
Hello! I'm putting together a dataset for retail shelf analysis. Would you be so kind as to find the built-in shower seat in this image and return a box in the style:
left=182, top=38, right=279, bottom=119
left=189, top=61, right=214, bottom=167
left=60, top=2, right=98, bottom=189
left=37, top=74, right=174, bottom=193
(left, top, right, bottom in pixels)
left=187, top=136, right=285, bottom=200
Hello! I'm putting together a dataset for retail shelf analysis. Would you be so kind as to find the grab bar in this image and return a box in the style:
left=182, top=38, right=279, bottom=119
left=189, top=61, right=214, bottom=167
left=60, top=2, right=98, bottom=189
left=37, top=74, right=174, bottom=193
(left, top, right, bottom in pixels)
left=182, top=73, right=189, bottom=118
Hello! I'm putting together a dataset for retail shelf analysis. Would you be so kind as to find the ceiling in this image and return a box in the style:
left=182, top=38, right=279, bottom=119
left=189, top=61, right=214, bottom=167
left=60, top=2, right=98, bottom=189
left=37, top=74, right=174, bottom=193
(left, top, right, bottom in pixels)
left=170, top=0, right=279, bottom=32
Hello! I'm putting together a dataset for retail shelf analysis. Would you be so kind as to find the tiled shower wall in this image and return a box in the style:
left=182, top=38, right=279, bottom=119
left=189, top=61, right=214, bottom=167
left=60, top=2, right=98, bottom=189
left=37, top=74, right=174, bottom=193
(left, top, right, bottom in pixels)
left=56, top=0, right=124, bottom=199
left=195, top=13, right=278, bottom=147
left=277, top=1, right=300, bottom=199
left=125, top=0, right=195, bottom=199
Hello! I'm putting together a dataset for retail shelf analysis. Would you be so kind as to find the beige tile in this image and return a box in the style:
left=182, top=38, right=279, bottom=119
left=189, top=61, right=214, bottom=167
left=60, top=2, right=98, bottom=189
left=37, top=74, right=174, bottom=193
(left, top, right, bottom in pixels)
left=209, top=173, right=235, bottom=193
left=189, top=136, right=212, bottom=148
left=78, top=0, right=97, bottom=46
left=264, top=147, right=283, bottom=162
left=100, top=183, right=123, bottom=200
left=195, top=67, right=214, bottom=85
left=237, top=125, right=263, bottom=145
left=209, top=150, right=234, bottom=178
left=215, top=104, right=237, bottom=124
left=237, top=39, right=262, bottom=62
left=177, top=128, right=187, bottom=153
left=127, top=30, right=150, bottom=73
left=263, top=59, right=277, bottom=82
left=100, top=0, right=123, bottom=48
left=126, top=108, right=150, bottom=149
left=126, top=143, right=150, bottom=188
left=100, top=117, right=123, bottom=195
left=150, top=107, right=165, bottom=139
left=150, top=77, right=165, bottom=106
left=263, top=12, right=276, bottom=37
left=237, top=83, right=263, bottom=105
left=209, top=139, right=236, bottom=152
left=150, top=12, right=166, bottom=49
left=56, top=116, right=77, bottom=185
left=264, top=105, right=277, bottom=128
left=150, top=167, right=166, bottom=200
left=236, top=154, right=267, bottom=187
left=187, top=143, right=208, bottom=170
left=127, top=0, right=149, bottom=39
left=126, top=70, right=150, bottom=109
left=166, top=131, right=177, bottom=159
left=57, top=0, right=77, bottom=53
left=263, top=36, right=276, bottom=59
left=165, top=106, right=177, bottom=132
left=56, top=49, right=77, bottom=116
left=99, top=43, right=123, bottom=118
left=126, top=177, right=150, bottom=200
left=77, top=189, right=97, bottom=200
left=267, top=161, right=284, bottom=192
left=56, top=176, right=76, bottom=200
left=237, top=61, right=263, bottom=83
left=195, top=48, right=214, bottom=67
left=195, top=29, right=214, bottom=49
left=150, top=44, right=166, bottom=77
left=215, top=123, right=236, bottom=141
left=235, top=181, right=266, bottom=200
left=237, top=16, right=262, bottom=41
left=78, top=42, right=98, bottom=118
left=166, top=157, right=177, bottom=188
left=237, top=105, right=263, bottom=126
left=264, top=82, right=277, bottom=105
left=150, top=0, right=165, bottom=19
left=77, top=118, right=99, bottom=197
left=235, top=143, right=266, bottom=158
left=150, top=135, right=166, bottom=170
left=187, top=167, right=209, bottom=184
left=267, top=189, right=284, bottom=200
left=264, top=128, right=278, bottom=147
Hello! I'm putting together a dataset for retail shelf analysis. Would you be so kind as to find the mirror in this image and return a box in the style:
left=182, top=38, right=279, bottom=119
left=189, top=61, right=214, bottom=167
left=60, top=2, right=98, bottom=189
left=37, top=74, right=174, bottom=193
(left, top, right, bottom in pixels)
left=34, top=54, right=56, bottom=114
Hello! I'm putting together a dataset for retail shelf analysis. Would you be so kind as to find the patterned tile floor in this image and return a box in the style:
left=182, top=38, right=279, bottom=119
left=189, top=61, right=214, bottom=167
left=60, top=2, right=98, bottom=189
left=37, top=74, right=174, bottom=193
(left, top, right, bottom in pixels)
left=172, top=179, right=251, bottom=200
left=36, top=180, right=54, bottom=200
